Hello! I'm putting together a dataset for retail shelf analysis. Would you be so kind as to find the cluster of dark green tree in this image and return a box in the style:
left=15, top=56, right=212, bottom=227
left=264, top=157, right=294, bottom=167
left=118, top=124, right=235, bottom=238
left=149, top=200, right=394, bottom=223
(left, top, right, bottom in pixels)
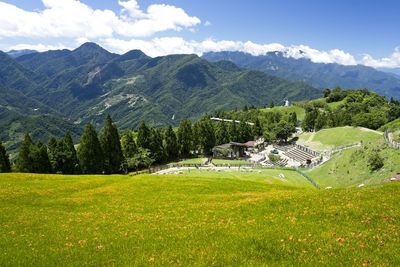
left=8, top=113, right=267, bottom=174
left=212, top=108, right=298, bottom=143
left=15, top=115, right=123, bottom=174
left=302, top=88, right=400, bottom=131
left=120, top=116, right=265, bottom=170
left=0, top=140, right=11, bottom=173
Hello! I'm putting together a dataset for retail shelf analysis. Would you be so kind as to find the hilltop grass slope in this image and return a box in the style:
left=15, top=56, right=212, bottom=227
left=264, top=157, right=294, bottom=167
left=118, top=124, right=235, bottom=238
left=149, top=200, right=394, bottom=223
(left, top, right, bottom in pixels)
left=298, top=126, right=383, bottom=152
left=305, top=142, right=400, bottom=188
left=0, top=172, right=399, bottom=266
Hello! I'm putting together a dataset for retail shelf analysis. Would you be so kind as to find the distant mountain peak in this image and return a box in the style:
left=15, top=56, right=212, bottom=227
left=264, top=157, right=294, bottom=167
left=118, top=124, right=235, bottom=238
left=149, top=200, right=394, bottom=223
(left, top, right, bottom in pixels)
left=74, top=42, right=109, bottom=53
left=6, top=49, right=38, bottom=58
left=203, top=51, right=400, bottom=99
left=117, top=49, right=150, bottom=61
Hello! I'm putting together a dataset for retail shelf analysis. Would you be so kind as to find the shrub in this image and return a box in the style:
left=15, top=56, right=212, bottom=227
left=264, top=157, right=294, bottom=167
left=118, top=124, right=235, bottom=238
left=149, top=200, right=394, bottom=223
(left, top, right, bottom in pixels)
left=367, top=150, right=384, bottom=172
left=268, top=153, right=281, bottom=162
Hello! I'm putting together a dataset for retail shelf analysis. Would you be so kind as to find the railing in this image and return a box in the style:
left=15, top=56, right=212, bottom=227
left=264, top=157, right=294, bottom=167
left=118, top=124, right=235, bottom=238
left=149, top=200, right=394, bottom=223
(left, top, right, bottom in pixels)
left=296, top=170, right=320, bottom=190
left=295, top=144, right=320, bottom=157
left=384, top=129, right=400, bottom=149
left=331, top=141, right=362, bottom=153
left=212, top=163, right=258, bottom=168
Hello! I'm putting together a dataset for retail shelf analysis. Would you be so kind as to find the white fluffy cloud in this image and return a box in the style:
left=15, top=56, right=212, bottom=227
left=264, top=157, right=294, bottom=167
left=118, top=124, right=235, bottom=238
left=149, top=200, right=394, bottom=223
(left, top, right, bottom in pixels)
left=3, top=0, right=399, bottom=68
left=7, top=43, right=71, bottom=52
left=100, top=37, right=358, bottom=65
left=0, top=0, right=200, bottom=39
left=362, top=48, right=400, bottom=68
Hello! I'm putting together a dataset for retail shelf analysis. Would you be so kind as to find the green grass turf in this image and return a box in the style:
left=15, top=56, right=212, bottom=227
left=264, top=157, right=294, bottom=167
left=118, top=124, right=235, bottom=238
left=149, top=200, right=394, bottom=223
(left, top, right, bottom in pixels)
left=305, top=143, right=400, bottom=188
left=1, top=172, right=400, bottom=265
left=298, top=126, right=383, bottom=151
left=176, top=158, right=207, bottom=164
left=327, top=99, right=345, bottom=109
left=175, top=168, right=315, bottom=188
left=212, top=159, right=250, bottom=166
left=260, top=106, right=306, bottom=121
left=379, top=118, right=400, bottom=131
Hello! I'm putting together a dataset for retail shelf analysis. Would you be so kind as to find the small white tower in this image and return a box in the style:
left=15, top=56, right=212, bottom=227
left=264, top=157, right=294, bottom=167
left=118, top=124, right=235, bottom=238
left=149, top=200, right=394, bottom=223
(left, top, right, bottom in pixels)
left=284, top=99, right=290, bottom=107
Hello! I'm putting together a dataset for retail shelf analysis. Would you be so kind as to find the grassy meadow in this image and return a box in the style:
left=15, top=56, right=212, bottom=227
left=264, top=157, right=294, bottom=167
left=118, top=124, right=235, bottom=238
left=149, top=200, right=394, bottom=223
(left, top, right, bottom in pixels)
left=1, top=171, right=400, bottom=266
left=306, top=142, right=400, bottom=188
left=211, top=159, right=250, bottom=166
left=260, top=105, right=306, bottom=120
left=176, top=158, right=207, bottom=165
left=298, top=126, right=383, bottom=151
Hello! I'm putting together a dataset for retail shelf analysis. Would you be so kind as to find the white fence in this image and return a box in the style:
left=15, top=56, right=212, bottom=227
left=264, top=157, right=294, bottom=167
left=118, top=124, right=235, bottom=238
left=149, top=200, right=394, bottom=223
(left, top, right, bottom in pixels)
left=384, top=129, right=400, bottom=149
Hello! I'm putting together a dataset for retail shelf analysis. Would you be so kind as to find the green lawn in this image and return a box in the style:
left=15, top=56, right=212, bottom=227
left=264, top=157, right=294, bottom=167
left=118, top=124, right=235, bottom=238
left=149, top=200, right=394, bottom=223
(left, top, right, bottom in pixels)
left=212, top=159, right=250, bottom=166
left=176, top=158, right=207, bottom=164
left=260, top=105, right=306, bottom=121
left=379, top=118, right=400, bottom=131
left=305, top=143, right=400, bottom=188
left=298, top=126, right=383, bottom=151
left=176, top=168, right=315, bottom=188
left=0, top=172, right=400, bottom=265
left=327, top=99, right=345, bottom=109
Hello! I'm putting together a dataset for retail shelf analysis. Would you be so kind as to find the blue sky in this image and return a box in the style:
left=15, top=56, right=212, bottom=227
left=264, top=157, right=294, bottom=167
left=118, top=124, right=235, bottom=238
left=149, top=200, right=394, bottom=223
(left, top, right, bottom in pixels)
left=1, top=0, right=400, bottom=68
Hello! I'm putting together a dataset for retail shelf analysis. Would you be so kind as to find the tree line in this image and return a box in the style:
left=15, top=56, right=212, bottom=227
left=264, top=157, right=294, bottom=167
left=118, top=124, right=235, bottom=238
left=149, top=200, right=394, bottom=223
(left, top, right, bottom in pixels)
left=3, top=88, right=393, bottom=174
left=1, top=114, right=267, bottom=174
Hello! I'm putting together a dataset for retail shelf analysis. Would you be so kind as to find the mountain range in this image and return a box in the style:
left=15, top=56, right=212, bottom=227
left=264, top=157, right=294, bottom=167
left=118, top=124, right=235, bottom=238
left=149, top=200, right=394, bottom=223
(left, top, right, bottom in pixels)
left=203, top=51, right=400, bottom=98
left=0, top=43, right=321, bottom=152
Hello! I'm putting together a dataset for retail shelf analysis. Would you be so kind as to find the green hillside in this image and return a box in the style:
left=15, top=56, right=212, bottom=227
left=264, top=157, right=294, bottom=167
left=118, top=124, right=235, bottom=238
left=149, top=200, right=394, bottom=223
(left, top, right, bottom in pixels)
left=14, top=43, right=321, bottom=128
left=0, top=43, right=322, bottom=151
left=298, top=126, right=383, bottom=152
left=379, top=118, right=400, bottom=131
left=260, top=105, right=306, bottom=120
left=305, top=142, right=400, bottom=188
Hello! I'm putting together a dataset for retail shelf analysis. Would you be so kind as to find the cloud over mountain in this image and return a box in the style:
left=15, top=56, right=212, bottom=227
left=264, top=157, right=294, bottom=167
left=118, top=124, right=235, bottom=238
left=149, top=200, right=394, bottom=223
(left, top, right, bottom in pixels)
left=100, top=37, right=358, bottom=66
left=1, top=0, right=400, bottom=68
left=362, top=47, right=400, bottom=68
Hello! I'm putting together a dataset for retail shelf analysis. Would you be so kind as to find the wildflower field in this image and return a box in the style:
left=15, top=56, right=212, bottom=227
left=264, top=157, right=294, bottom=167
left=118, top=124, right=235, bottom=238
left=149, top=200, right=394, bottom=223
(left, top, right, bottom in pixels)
left=0, top=172, right=399, bottom=266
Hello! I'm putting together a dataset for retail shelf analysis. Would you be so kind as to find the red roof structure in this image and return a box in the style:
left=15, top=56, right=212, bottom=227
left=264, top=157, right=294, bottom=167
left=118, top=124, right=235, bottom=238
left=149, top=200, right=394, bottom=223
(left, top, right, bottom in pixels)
left=243, top=141, right=256, bottom=148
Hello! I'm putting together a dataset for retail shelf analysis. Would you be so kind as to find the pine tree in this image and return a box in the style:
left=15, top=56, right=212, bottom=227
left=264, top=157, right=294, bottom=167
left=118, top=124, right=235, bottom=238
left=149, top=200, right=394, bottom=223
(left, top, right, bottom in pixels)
left=289, top=112, right=298, bottom=126
left=164, top=126, right=179, bottom=161
left=274, top=120, right=296, bottom=143
left=47, top=137, right=59, bottom=172
left=252, top=118, right=263, bottom=138
left=191, top=121, right=201, bottom=153
left=30, top=142, right=52, bottom=173
left=100, top=115, right=123, bottom=173
left=228, top=122, right=239, bottom=142
left=198, top=118, right=216, bottom=155
left=137, top=121, right=151, bottom=150
left=239, top=120, right=252, bottom=143
left=16, top=133, right=33, bottom=173
left=121, top=132, right=137, bottom=159
left=216, top=122, right=229, bottom=145
left=177, top=119, right=193, bottom=158
left=302, top=108, right=319, bottom=132
left=61, top=133, right=80, bottom=174
left=149, top=128, right=165, bottom=164
left=314, top=113, right=327, bottom=131
left=77, top=123, right=104, bottom=174
left=0, top=140, right=11, bottom=173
